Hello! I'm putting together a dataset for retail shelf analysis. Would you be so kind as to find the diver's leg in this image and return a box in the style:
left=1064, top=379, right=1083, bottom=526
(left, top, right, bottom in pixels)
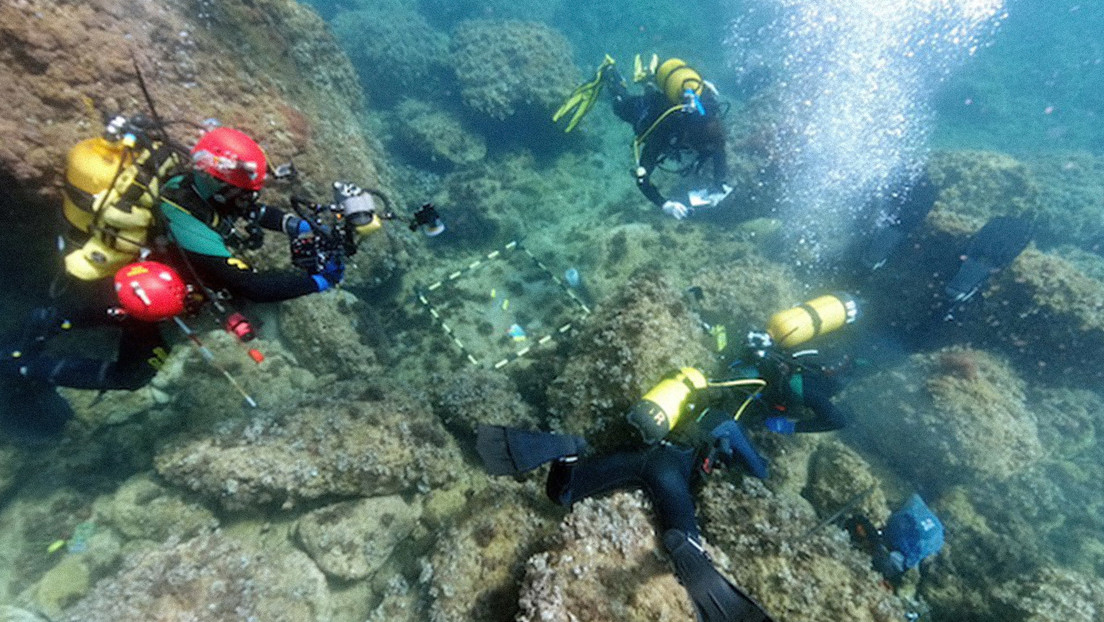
left=547, top=450, right=647, bottom=506
left=795, top=374, right=848, bottom=433
left=641, top=444, right=700, bottom=539
left=8, top=320, right=163, bottom=391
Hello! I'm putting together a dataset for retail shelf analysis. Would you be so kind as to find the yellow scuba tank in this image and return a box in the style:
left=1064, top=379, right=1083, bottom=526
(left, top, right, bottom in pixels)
left=766, top=293, right=859, bottom=349
left=655, top=58, right=703, bottom=106
left=626, top=367, right=708, bottom=444
left=61, top=133, right=181, bottom=281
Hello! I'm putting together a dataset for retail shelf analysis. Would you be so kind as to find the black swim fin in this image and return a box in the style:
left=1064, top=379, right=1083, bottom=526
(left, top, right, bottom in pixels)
left=476, top=424, right=587, bottom=476
left=945, top=216, right=1033, bottom=302
left=663, top=529, right=774, bottom=622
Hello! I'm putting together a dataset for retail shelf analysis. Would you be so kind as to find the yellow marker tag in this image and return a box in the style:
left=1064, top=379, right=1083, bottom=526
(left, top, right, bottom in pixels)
left=490, top=288, right=496, bottom=299
left=502, top=299, right=510, bottom=311
left=47, top=540, right=66, bottom=554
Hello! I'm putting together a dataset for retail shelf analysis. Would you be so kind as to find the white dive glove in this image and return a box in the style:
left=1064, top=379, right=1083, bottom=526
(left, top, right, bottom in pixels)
left=662, top=200, right=690, bottom=220
left=688, top=184, right=733, bottom=208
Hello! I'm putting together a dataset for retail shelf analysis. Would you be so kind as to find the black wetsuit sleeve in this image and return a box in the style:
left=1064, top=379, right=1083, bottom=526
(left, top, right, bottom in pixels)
left=636, top=138, right=668, bottom=206
left=251, top=204, right=301, bottom=236
left=184, top=251, right=318, bottom=303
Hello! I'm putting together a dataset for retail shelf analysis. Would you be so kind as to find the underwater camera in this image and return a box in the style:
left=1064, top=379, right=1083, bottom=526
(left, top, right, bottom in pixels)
left=410, top=203, right=445, bottom=237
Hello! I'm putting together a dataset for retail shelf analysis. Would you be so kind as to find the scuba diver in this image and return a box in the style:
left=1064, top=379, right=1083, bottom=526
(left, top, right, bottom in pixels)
left=554, top=54, right=731, bottom=220
left=477, top=367, right=775, bottom=622
left=0, top=120, right=372, bottom=441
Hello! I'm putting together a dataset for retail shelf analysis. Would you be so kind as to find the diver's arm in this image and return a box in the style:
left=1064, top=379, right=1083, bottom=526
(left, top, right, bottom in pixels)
left=248, top=203, right=307, bottom=237
left=636, top=140, right=668, bottom=207
left=184, top=251, right=320, bottom=303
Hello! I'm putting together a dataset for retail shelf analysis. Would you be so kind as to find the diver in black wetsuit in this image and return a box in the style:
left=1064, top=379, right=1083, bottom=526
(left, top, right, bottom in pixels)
left=553, top=55, right=730, bottom=219
left=478, top=367, right=774, bottom=622
left=606, top=60, right=729, bottom=217
left=0, top=127, right=344, bottom=439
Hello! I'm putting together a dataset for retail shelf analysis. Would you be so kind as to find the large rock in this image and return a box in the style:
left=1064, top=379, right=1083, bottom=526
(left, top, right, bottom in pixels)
left=155, top=389, right=465, bottom=510
left=450, top=19, right=577, bottom=121
left=91, top=473, right=218, bottom=544
left=516, top=491, right=693, bottom=622
left=842, top=347, right=1042, bottom=490
left=60, top=531, right=331, bottom=622
left=700, top=478, right=911, bottom=622
left=426, top=481, right=558, bottom=622
left=295, top=495, right=422, bottom=581
left=991, top=566, right=1104, bottom=622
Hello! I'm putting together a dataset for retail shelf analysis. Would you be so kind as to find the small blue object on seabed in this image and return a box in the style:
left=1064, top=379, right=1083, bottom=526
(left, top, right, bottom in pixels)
left=885, top=494, right=945, bottom=569
left=564, top=268, right=581, bottom=289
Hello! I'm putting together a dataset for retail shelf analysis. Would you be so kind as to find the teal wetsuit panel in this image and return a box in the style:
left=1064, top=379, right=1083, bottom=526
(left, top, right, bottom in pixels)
left=160, top=201, right=231, bottom=258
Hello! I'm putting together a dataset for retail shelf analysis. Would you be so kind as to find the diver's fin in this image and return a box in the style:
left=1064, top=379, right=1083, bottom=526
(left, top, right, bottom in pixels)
left=634, top=53, right=658, bottom=82
left=945, top=216, right=1033, bottom=302
left=476, top=424, right=587, bottom=475
left=0, top=377, right=73, bottom=444
left=663, top=530, right=774, bottom=622
left=967, top=216, right=1033, bottom=269
left=552, top=55, right=616, bottom=132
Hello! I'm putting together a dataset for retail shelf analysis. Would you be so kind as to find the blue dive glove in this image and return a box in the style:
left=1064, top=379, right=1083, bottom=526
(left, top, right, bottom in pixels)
left=711, top=419, right=769, bottom=479
left=311, top=258, right=345, bottom=292
left=764, top=415, right=796, bottom=435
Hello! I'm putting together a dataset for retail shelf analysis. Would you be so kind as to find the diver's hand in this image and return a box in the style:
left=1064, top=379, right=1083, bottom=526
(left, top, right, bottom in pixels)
left=765, top=416, right=796, bottom=435
left=662, top=200, right=690, bottom=220
left=311, top=258, right=345, bottom=292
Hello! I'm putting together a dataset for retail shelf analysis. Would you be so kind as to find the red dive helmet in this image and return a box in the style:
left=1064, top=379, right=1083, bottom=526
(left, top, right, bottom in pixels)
left=114, top=261, right=189, bottom=322
left=191, top=127, right=267, bottom=191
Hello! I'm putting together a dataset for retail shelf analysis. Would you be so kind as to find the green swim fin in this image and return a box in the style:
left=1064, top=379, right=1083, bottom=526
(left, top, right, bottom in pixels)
left=663, top=530, right=774, bottom=622
left=553, top=55, right=616, bottom=132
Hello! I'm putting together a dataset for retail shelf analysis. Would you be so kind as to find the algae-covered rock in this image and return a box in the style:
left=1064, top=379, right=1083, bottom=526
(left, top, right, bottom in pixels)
left=1024, top=151, right=1104, bottom=250
left=295, top=495, right=421, bottom=581
left=926, top=150, right=1041, bottom=234
left=392, top=98, right=487, bottom=168
left=32, top=556, right=89, bottom=618
left=802, top=440, right=891, bottom=526
left=0, top=0, right=383, bottom=202
left=991, top=566, right=1104, bottom=622
left=686, top=255, right=803, bottom=349
left=546, top=274, right=711, bottom=446
left=154, top=390, right=465, bottom=511
left=426, top=481, right=558, bottom=622
left=969, top=248, right=1104, bottom=382
left=700, top=478, right=911, bottom=622
left=450, top=19, right=578, bottom=121
left=331, top=0, right=449, bottom=106
left=516, top=491, right=693, bottom=622
left=91, top=473, right=218, bottom=544
left=843, top=347, right=1042, bottom=489
left=429, top=368, right=537, bottom=436
left=151, top=329, right=322, bottom=421
left=419, top=0, right=565, bottom=25
left=60, top=531, right=331, bottom=622
left=278, top=290, right=381, bottom=379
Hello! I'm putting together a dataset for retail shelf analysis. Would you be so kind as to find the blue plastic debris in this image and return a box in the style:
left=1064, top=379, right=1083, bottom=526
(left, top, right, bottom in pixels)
left=885, top=494, right=944, bottom=569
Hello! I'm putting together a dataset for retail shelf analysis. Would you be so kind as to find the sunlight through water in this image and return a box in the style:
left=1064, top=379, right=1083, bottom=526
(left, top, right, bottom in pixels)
left=729, top=0, right=1008, bottom=262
